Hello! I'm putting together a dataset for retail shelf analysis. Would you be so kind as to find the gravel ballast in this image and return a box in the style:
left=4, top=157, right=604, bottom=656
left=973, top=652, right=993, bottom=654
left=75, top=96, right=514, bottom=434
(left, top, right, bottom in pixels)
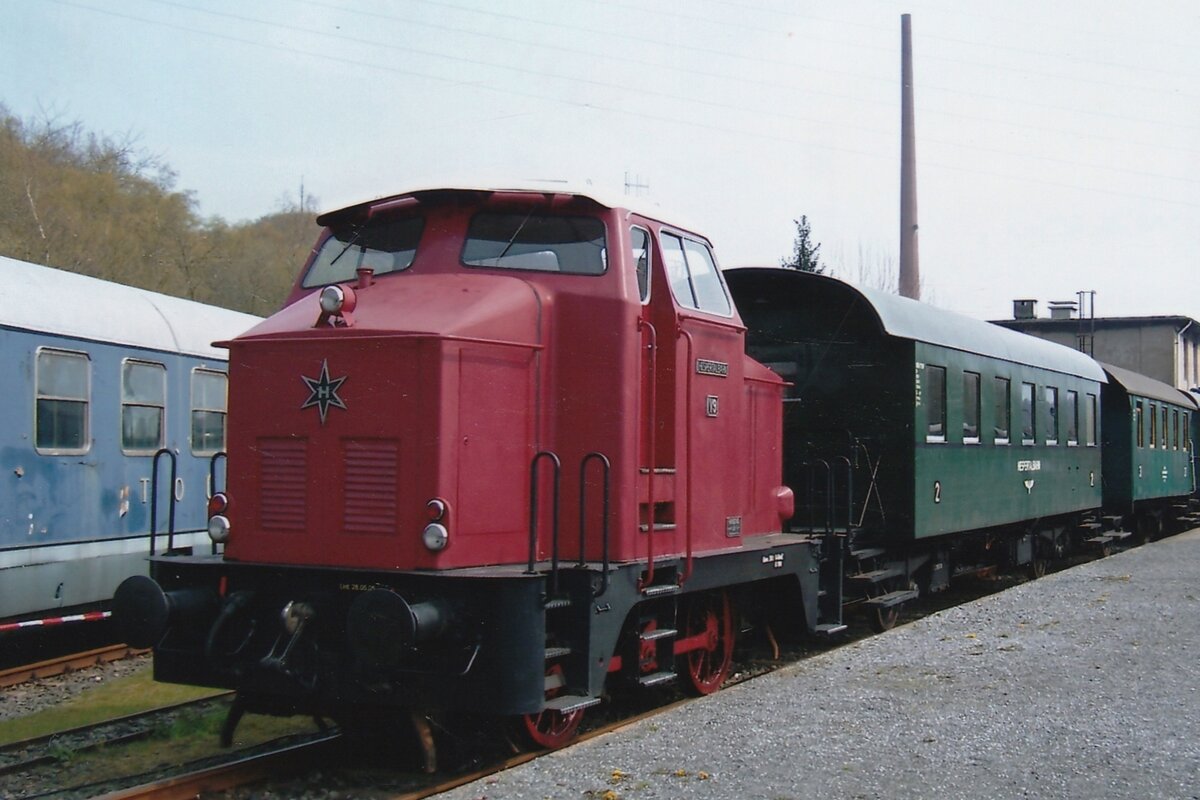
left=439, top=530, right=1200, bottom=800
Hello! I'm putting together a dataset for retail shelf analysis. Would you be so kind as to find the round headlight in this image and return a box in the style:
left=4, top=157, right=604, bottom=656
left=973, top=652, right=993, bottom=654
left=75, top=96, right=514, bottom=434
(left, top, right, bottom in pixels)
left=422, top=523, right=449, bottom=552
left=207, top=492, right=228, bottom=517
left=319, top=285, right=345, bottom=314
left=207, top=514, right=231, bottom=543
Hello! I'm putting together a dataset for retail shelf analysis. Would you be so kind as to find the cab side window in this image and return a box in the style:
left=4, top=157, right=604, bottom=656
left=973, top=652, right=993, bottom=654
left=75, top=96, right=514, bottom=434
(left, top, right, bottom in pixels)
left=630, top=227, right=651, bottom=303
left=659, top=232, right=732, bottom=316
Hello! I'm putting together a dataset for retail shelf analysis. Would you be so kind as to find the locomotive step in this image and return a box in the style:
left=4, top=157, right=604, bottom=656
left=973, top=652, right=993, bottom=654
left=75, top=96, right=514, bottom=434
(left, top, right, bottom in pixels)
left=637, top=670, right=678, bottom=687
left=863, top=588, right=919, bottom=608
left=543, top=597, right=572, bottom=610
left=848, top=566, right=904, bottom=584
left=543, top=694, right=602, bottom=714
left=814, top=623, right=848, bottom=636
left=850, top=547, right=888, bottom=560
left=1078, top=521, right=1104, bottom=531
left=639, top=627, right=678, bottom=642
left=544, top=646, right=572, bottom=660
left=641, top=584, right=682, bottom=598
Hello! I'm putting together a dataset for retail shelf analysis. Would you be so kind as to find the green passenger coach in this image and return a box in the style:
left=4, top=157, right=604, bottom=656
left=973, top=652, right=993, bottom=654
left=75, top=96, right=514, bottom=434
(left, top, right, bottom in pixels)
left=727, top=268, right=1110, bottom=628
left=728, top=268, right=1105, bottom=542
left=1100, top=363, right=1197, bottom=538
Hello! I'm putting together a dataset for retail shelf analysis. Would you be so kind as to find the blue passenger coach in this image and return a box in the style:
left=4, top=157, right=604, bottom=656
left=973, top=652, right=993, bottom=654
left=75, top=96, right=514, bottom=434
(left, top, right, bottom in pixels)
left=0, top=256, right=260, bottom=623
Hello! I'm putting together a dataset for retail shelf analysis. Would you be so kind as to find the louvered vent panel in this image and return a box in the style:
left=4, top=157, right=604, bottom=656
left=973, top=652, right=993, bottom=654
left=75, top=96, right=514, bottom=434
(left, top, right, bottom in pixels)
left=259, top=438, right=307, bottom=531
left=343, top=439, right=398, bottom=535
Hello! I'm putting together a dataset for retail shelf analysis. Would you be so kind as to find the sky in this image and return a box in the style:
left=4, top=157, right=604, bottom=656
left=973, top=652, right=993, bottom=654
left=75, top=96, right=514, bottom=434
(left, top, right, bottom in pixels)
left=3, top=0, right=1198, bottom=323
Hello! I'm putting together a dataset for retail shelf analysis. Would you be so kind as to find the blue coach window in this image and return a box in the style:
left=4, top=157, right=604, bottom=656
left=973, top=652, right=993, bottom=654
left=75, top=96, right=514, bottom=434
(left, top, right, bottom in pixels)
left=35, top=349, right=90, bottom=454
left=191, top=369, right=228, bottom=455
left=122, top=360, right=166, bottom=454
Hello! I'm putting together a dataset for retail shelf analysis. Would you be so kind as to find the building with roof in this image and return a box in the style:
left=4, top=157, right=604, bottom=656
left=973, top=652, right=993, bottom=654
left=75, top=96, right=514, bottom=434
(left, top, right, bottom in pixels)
left=993, top=299, right=1200, bottom=393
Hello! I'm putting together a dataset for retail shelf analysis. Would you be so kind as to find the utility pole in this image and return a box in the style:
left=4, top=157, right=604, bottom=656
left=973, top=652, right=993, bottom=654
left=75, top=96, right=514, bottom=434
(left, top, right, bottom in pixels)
left=899, top=13, right=920, bottom=300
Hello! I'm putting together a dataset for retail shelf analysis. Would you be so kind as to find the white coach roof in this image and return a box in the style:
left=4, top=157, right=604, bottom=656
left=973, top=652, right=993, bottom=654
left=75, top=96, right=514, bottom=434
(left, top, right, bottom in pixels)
left=0, top=256, right=261, bottom=359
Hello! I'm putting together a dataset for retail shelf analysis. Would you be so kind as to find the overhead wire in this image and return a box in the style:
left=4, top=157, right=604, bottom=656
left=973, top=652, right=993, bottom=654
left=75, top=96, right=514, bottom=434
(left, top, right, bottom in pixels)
left=40, top=0, right=1200, bottom=209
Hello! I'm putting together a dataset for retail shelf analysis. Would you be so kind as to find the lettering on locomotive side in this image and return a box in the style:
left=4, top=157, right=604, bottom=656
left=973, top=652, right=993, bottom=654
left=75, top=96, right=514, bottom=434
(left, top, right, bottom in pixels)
left=1016, top=460, right=1042, bottom=472
left=695, top=359, right=729, bottom=377
left=762, top=552, right=784, bottom=568
left=726, top=516, right=742, bottom=537
left=339, top=582, right=379, bottom=592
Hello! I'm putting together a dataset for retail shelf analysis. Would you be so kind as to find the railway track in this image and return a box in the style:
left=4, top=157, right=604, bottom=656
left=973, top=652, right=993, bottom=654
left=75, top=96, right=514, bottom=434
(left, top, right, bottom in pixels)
left=0, top=644, right=146, bottom=689
left=0, top=543, right=1155, bottom=799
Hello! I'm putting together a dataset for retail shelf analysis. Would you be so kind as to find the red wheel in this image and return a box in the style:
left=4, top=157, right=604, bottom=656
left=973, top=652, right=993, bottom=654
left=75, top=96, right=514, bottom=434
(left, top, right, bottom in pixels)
left=519, top=663, right=584, bottom=749
left=679, top=590, right=735, bottom=696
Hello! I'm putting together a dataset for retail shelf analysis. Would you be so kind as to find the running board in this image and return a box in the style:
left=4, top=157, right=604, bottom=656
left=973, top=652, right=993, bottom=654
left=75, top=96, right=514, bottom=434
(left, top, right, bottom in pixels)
left=543, top=694, right=602, bottom=714
left=814, top=623, right=848, bottom=637
left=863, top=589, right=918, bottom=608
left=637, top=670, right=677, bottom=687
left=848, top=566, right=904, bottom=585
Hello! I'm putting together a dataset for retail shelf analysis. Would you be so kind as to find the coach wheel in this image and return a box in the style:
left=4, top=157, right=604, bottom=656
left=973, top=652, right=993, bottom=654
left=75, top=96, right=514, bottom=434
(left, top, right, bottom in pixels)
left=869, top=578, right=915, bottom=634
left=1137, top=512, right=1162, bottom=544
left=518, top=663, right=584, bottom=749
left=1029, top=557, right=1048, bottom=580
left=680, top=590, right=735, bottom=696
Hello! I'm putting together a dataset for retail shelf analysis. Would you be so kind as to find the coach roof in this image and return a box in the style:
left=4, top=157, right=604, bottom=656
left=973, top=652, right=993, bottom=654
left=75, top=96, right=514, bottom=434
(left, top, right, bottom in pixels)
left=726, top=267, right=1107, bottom=382
left=1102, top=363, right=1199, bottom=409
left=0, top=256, right=261, bottom=359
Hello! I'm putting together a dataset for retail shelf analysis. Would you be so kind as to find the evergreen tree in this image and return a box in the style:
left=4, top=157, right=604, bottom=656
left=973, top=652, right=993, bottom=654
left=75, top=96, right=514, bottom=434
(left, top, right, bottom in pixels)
left=781, top=215, right=823, bottom=273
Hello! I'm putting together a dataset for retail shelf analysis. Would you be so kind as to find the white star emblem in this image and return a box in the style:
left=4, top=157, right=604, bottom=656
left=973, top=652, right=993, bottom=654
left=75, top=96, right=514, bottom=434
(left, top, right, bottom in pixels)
left=301, top=359, right=347, bottom=424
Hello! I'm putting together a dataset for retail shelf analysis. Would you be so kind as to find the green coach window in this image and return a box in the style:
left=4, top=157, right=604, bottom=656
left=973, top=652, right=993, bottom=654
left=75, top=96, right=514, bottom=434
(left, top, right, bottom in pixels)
left=1135, top=401, right=1144, bottom=448
left=1162, top=406, right=1169, bottom=449
left=1066, top=390, right=1079, bottom=446
left=1021, top=382, right=1035, bottom=445
left=1150, top=403, right=1157, bottom=448
left=1085, top=393, right=1097, bottom=446
left=925, top=365, right=946, bottom=443
left=962, top=372, right=980, bottom=443
left=993, top=377, right=1011, bottom=444
left=1044, top=387, right=1059, bottom=445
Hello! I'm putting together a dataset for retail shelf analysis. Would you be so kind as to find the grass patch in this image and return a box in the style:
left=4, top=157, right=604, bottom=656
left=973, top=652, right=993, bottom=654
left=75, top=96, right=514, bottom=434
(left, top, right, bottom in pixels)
left=51, top=709, right=319, bottom=787
left=0, top=662, right=223, bottom=745
left=1, top=661, right=321, bottom=791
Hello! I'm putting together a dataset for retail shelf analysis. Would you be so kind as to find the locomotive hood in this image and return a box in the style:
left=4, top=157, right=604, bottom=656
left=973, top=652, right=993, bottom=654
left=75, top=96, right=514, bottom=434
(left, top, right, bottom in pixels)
left=226, top=273, right=543, bottom=346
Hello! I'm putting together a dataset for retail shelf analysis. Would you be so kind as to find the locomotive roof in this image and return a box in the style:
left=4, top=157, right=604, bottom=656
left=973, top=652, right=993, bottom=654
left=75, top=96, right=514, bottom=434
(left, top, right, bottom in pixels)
left=316, top=184, right=702, bottom=237
left=726, top=267, right=1107, bottom=382
left=0, top=256, right=261, bottom=359
left=1101, top=363, right=1200, bottom=409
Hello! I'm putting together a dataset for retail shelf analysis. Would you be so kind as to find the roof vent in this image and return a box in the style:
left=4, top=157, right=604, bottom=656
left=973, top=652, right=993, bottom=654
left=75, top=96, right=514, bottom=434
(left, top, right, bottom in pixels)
left=1012, top=299, right=1037, bottom=320
left=1048, top=300, right=1077, bottom=321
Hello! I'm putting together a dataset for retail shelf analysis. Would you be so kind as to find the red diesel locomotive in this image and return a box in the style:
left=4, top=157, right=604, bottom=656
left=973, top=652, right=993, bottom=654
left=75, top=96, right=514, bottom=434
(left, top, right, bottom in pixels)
left=115, top=187, right=832, bottom=747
